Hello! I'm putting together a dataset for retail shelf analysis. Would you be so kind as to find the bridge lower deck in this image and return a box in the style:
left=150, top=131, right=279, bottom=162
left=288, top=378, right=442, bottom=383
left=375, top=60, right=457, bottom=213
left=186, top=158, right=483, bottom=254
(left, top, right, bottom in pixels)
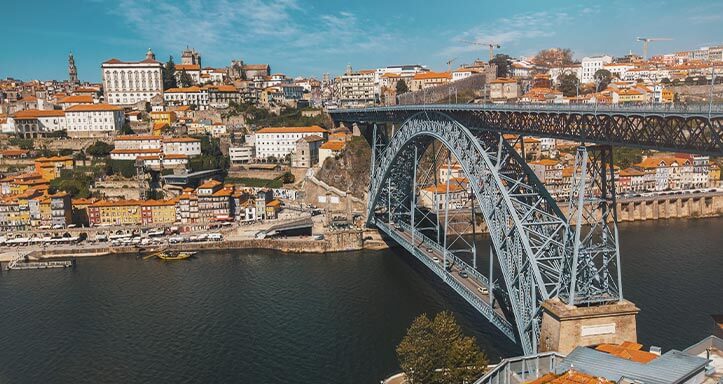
left=376, top=220, right=516, bottom=341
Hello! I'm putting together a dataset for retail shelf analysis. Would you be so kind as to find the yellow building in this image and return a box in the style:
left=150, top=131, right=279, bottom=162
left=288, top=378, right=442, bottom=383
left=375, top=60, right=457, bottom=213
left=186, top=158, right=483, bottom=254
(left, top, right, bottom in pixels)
left=1, top=172, right=49, bottom=195
left=710, top=162, right=721, bottom=188
left=661, top=88, right=675, bottom=103
left=617, top=89, right=646, bottom=104
left=34, top=156, right=74, bottom=180
left=88, top=200, right=141, bottom=226
left=150, top=111, right=177, bottom=126
left=141, top=199, right=178, bottom=225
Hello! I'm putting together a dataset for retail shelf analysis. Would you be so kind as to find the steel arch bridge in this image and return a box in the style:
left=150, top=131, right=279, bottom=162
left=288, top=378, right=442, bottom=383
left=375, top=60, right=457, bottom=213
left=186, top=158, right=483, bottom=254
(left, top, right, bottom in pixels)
left=330, top=104, right=722, bottom=356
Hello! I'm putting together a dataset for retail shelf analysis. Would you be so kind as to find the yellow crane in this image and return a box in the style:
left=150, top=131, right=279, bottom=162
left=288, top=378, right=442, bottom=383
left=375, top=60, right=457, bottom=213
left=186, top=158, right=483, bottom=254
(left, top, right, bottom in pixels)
left=462, top=40, right=501, bottom=61
left=636, top=37, right=672, bottom=60
left=446, top=57, right=458, bottom=72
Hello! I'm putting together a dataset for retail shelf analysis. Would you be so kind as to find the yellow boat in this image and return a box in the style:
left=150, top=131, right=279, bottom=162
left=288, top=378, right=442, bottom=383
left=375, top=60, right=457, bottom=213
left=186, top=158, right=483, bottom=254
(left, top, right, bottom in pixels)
left=155, top=251, right=195, bottom=261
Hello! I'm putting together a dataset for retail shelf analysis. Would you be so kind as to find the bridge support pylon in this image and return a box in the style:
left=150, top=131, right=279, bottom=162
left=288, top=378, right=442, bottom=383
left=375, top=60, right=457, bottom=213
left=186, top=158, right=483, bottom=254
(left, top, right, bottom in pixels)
left=541, top=145, right=639, bottom=354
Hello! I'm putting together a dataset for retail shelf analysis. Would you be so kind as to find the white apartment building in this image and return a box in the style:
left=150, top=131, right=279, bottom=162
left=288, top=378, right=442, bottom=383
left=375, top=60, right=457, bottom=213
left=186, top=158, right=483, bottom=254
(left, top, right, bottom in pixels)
left=174, top=64, right=201, bottom=84
left=65, top=104, right=125, bottom=138
left=452, top=67, right=481, bottom=82
left=11, top=109, right=66, bottom=138
left=603, top=63, right=636, bottom=80
left=229, top=146, right=255, bottom=164
left=580, top=55, right=613, bottom=83
left=162, top=137, right=202, bottom=157
left=102, top=49, right=163, bottom=105
left=163, top=86, right=209, bottom=110
left=254, top=126, right=328, bottom=160
left=338, top=68, right=376, bottom=108
left=114, top=135, right=162, bottom=150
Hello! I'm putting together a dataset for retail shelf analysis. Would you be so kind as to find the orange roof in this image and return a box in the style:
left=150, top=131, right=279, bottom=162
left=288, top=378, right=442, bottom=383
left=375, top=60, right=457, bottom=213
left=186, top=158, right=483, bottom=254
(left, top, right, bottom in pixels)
left=162, top=137, right=200, bottom=143
left=35, top=156, right=72, bottom=162
left=0, top=149, right=29, bottom=156
left=320, top=141, right=345, bottom=151
left=526, top=370, right=614, bottom=384
left=175, top=64, right=200, bottom=71
left=198, top=180, right=222, bottom=189
left=381, top=73, right=401, bottom=78
left=595, top=342, right=659, bottom=364
left=256, top=125, right=328, bottom=134
left=529, top=159, right=559, bottom=166
left=90, top=199, right=142, bottom=208
left=164, top=86, right=202, bottom=93
left=66, top=103, right=123, bottom=112
left=115, top=135, right=162, bottom=141
left=491, top=77, right=517, bottom=84
left=413, top=71, right=452, bottom=80
left=12, top=109, right=65, bottom=119
left=58, top=95, right=93, bottom=104
left=421, top=183, right=466, bottom=193
left=110, top=148, right=162, bottom=154
left=150, top=110, right=175, bottom=115
left=619, top=167, right=645, bottom=177
left=266, top=199, right=281, bottom=207
left=141, top=199, right=177, bottom=207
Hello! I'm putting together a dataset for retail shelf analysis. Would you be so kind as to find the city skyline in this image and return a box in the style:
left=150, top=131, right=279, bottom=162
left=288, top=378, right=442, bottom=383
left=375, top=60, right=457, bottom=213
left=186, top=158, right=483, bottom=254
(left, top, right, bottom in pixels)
left=2, top=0, right=722, bottom=82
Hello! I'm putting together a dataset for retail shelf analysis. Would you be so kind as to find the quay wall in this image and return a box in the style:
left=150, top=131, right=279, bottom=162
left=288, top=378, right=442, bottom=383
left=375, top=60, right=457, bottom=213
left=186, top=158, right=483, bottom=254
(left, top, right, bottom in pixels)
left=26, top=230, right=365, bottom=260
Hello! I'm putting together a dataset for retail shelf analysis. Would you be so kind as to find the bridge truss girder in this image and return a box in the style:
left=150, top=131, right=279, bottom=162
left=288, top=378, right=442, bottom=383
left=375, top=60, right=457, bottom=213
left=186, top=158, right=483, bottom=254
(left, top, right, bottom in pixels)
left=368, top=112, right=569, bottom=355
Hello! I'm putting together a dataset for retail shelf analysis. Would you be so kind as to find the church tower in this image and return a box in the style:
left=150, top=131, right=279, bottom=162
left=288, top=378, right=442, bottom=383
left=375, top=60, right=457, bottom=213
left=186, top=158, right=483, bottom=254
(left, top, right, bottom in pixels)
left=68, top=52, right=79, bottom=84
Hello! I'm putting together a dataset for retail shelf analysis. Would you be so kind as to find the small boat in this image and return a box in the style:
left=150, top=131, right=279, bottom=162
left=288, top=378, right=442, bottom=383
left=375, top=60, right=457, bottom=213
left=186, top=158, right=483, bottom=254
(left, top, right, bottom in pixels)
left=154, top=251, right=196, bottom=261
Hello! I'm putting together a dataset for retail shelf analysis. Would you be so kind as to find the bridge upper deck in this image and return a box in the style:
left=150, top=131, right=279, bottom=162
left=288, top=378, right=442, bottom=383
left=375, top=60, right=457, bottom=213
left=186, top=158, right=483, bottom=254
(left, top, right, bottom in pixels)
left=329, top=103, right=723, bottom=155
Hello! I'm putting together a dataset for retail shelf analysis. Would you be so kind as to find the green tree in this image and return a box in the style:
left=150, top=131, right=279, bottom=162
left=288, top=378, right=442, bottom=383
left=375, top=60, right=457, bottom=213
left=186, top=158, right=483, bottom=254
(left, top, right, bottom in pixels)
left=593, top=69, right=613, bottom=91
left=87, top=141, right=113, bottom=158
left=397, top=312, right=487, bottom=384
left=490, top=54, right=512, bottom=78
left=9, top=138, right=34, bottom=150
left=395, top=79, right=409, bottom=95
left=179, top=69, right=193, bottom=87
left=163, top=56, right=178, bottom=90
left=120, top=121, right=134, bottom=134
left=281, top=171, right=295, bottom=184
left=557, top=72, right=580, bottom=97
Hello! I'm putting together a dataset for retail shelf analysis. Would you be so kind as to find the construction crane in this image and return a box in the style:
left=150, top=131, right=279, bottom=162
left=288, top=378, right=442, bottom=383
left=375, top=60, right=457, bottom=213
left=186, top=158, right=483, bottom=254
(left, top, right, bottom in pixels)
left=636, top=37, right=672, bottom=60
left=446, top=57, right=458, bottom=72
left=462, top=40, right=501, bottom=61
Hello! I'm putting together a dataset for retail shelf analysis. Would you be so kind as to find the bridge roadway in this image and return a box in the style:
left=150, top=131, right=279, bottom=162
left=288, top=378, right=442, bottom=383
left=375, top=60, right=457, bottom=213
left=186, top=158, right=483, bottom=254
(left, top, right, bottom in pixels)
left=376, top=220, right=516, bottom=341
left=329, top=103, right=723, bottom=156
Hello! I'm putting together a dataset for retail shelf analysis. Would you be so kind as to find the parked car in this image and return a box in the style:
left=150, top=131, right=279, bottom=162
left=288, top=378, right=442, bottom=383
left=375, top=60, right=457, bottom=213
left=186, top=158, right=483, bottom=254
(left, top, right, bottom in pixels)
left=432, top=257, right=440, bottom=263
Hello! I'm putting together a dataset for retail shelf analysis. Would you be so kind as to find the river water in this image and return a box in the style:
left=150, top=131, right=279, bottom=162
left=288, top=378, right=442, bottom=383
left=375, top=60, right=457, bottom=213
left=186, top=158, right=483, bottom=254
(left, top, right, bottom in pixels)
left=0, top=218, right=721, bottom=383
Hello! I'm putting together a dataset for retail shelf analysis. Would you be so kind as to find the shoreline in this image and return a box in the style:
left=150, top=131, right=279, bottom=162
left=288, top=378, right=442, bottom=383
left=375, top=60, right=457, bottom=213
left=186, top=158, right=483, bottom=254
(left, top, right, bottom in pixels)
left=0, top=231, right=391, bottom=264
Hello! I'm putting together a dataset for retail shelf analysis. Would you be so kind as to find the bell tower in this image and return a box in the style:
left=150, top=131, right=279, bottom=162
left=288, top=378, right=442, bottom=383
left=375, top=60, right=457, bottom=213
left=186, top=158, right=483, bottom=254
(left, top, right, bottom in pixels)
left=68, top=51, right=79, bottom=84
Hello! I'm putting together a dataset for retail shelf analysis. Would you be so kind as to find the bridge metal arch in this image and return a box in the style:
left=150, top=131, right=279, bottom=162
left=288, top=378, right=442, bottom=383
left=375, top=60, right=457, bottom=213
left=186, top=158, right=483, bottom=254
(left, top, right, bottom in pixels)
left=367, top=111, right=569, bottom=355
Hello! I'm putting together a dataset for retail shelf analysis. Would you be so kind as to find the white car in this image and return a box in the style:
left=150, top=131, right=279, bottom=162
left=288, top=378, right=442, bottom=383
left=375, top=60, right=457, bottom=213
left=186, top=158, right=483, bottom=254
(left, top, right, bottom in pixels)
left=477, top=287, right=489, bottom=295
left=432, top=257, right=440, bottom=263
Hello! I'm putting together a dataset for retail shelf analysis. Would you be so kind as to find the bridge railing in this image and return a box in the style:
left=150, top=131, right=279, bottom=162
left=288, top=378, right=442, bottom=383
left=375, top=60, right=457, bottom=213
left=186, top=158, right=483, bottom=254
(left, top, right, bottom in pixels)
left=473, top=352, right=565, bottom=384
left=399, top=221, right=492, bottom=289
left=331, top=102, right=723, bottom=115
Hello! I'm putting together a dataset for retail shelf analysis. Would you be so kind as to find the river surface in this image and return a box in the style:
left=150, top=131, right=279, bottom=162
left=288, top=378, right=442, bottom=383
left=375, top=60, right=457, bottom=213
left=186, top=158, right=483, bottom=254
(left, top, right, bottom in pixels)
left=0, top=218, right=721, bottom=383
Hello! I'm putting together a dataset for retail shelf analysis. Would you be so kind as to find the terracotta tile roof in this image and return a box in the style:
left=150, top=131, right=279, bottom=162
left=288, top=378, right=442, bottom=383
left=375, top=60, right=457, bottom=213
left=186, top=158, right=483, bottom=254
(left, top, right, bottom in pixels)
left=35, top=156, right=73, bottom=162
left=198, top=180, right=222, bottom=189
left=413, top=71, right=452, bottom=80
left=110, top=148, right=162, bottom=155
left=619, top=167, right=645, bottom=177
left=529, top=159, right=559, bottom=166
left=266, top=199, right=281, bottom=207
left=175, top=64, right=200, bottom=71
left=526, top=370, right=614, bottom=383
left=256, top=125, right=327, bottom=134
left=66, top=103, right=124, bottom=112
left=491, top=77, right=518, bottom=84
left=58, top=95, right=94, bottom=104
left=162, top=137, right=200, bottom=143
left=90, top=199, right=142, bottom=207
left=421, top=183, right=466, bottom=193
left=303, top=135, right=324, bottom=142
left=0, top=149, right=29, bottom=157
left=595, top=342, right=659, bottom=364
left=164, top=86, right=203, bottom=93
left=12, top=109, right=65, bottom=119
left=320, top=141, right=345, bottom=151
left=115, top=135, right=162, bottom=141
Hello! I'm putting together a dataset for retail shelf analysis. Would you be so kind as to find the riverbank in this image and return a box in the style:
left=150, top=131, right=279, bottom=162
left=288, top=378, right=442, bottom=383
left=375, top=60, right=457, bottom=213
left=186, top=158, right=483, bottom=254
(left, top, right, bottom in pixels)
left=0, top=230, right=372, bottom=263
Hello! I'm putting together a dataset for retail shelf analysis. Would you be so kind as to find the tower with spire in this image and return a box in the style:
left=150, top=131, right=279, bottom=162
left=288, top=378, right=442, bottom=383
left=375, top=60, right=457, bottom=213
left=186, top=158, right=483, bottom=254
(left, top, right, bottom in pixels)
left=68, top=51, right=79, bottom=84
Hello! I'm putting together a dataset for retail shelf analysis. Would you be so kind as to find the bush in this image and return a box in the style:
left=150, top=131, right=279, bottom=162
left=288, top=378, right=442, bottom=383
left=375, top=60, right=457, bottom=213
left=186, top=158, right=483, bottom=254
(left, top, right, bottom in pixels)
left=109, top=159, right=136, bottom=178
left=9, top=137, right=34, bottom=150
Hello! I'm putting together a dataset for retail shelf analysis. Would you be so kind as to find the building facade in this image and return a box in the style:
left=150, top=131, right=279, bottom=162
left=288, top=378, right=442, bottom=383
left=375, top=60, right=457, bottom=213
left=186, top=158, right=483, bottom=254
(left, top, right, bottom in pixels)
left=102, top=49, right=164, bottom=105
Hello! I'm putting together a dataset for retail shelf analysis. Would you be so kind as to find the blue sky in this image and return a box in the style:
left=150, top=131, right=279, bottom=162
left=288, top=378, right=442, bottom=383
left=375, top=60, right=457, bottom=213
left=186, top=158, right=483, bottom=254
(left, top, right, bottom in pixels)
left=2, top=0, right=721, bottom=82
